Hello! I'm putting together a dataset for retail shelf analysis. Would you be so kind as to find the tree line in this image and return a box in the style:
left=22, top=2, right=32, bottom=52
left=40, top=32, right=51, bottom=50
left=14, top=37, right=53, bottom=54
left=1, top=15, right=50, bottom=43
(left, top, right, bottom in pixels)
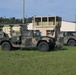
left=0, top=17, right=32, bottom=24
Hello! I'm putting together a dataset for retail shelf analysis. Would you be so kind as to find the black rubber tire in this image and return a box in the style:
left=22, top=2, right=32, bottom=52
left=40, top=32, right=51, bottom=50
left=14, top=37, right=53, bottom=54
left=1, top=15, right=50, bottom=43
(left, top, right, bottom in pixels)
left=1, top=42, right=11, bottom=51
left=67, top=40, right=76, bottom=46
left=38, top=42, right=49, bottom=52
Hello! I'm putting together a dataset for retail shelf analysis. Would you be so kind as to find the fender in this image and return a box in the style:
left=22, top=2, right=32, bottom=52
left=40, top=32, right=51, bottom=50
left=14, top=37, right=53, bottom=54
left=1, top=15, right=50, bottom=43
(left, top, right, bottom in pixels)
left=40, top=36, right=55, bottom=43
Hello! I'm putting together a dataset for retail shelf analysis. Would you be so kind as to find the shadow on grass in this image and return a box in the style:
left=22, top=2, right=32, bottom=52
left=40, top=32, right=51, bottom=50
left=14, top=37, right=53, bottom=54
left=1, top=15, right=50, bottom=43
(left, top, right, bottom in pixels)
left=12, top=46, right=68, bottom=52
left=53, top=46, right=68, bottom=51
left=12, top=47, right=37, bottom=51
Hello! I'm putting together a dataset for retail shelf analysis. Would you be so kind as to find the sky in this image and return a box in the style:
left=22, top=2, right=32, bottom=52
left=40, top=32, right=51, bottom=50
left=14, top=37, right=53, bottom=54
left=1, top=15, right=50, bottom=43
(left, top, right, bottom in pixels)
left=0, top=0, right=76, bottom=21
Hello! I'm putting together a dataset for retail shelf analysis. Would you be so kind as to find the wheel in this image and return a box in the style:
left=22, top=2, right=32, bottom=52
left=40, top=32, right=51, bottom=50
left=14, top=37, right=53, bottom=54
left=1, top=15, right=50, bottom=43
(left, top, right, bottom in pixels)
left=1, top=42, right=11, bottom=51
left=38, top=42, right=49, bottom=52
left=67, top=40, right=76, bottom=46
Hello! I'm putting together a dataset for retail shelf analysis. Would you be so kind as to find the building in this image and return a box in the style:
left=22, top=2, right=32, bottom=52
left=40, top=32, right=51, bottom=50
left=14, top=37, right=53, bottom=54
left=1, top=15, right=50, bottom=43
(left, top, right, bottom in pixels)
left=27, top=23, right=33, bottom=30
left=61, top=21, right=76, bottom=32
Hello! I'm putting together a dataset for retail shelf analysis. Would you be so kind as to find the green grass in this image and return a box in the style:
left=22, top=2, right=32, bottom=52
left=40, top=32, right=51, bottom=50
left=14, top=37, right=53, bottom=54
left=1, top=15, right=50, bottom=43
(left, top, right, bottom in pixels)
left=0, top=46, right=76, bottom=75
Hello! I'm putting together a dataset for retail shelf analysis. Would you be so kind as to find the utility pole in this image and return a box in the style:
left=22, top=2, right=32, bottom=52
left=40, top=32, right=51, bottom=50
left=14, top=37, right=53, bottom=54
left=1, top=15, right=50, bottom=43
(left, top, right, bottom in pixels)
left=22, top=0, right=25, bottom=24
left=75, top=14, right=76, bottom=31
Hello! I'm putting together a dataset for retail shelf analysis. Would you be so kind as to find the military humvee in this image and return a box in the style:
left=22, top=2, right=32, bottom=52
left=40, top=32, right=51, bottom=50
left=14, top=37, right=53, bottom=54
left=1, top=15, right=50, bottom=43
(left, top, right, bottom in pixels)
left=63, top=32, right=76, bottom=46
left=0, top=24, right=55, bottom=51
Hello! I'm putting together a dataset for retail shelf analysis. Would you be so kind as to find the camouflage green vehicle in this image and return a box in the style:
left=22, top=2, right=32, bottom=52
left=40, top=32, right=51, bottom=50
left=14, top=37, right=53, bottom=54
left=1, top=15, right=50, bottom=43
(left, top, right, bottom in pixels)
left=0, top=24, right=55, bottom=51
left=63, top=32, right=76, bottom=46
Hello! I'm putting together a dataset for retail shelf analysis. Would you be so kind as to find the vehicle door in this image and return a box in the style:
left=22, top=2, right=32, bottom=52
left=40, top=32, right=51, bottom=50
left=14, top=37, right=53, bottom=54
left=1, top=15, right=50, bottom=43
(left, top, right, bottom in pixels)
left=63, top=32, right=69, bottom=44
left=32, top=30, right=41, bottom=46
left=21, top=30, right=33, bottom=47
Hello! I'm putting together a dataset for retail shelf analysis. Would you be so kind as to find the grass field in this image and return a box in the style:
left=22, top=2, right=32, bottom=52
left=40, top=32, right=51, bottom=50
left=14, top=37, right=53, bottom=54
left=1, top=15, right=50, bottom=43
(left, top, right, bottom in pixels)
left=0, top=46, right=76, bottom=75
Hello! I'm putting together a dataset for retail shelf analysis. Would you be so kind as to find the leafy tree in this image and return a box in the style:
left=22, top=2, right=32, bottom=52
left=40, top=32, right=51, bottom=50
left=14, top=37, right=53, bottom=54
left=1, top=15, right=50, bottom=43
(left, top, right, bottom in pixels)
left=0, top=17, right=32, bottom=24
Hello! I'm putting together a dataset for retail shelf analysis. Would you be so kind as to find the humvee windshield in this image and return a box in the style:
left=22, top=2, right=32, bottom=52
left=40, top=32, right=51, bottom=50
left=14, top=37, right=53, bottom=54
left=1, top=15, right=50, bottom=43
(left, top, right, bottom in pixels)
left=34, top=30, right=41, bottom=37
left=64, top=32, right=74, bottom=37
left=67, top=32, right=74, bottom=36
left=21, top=30, right=41, bottom=37
left=22, top=30, right=32, bottom=37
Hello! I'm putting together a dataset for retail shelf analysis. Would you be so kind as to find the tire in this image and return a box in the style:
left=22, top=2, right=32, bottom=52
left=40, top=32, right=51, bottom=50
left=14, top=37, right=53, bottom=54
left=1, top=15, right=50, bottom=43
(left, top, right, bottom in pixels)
left=67, top=40, right=76, bottom=46
left=38, top=42, right=49, bottom=52
left=1, top=42, right=11, bottom=51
